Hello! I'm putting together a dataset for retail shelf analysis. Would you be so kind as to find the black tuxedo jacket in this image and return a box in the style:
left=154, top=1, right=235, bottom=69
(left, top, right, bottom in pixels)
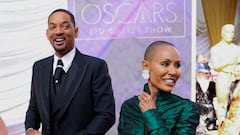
left=25, top=49, right=115, bottom=135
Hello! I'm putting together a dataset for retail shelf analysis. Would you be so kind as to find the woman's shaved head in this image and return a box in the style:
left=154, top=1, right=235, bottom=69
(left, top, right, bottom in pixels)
left=144, top=41, right=176, bottom=61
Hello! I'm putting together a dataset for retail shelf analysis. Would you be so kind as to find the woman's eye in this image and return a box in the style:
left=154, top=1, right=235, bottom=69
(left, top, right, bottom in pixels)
left=175, top=63, right=181, bottom=68
left=161, top=63, right=169, bottom=67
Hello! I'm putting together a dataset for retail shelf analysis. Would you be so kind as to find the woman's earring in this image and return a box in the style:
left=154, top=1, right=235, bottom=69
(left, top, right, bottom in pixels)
left=142, top=70, right=150, bottom=80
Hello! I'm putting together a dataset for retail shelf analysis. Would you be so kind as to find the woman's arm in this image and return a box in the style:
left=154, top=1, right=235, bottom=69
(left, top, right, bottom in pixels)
left=118, top=98, right=145, bottom=135
left=0, top=117, right=8, bottom=135
left=143, top=100, right=199, bottom=135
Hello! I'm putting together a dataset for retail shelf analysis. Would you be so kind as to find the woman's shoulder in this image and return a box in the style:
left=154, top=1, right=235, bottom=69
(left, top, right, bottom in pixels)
left=121, top=96, right=141, bottom=114
left=167, top=95, right=200, bottom=123
left=170, top=94, right=199, bottom=110
left=120, top=96, right=144, bottom=122
left=179, top=97, right=200, bottom=116
left=121, top=96, right=139, bottom=109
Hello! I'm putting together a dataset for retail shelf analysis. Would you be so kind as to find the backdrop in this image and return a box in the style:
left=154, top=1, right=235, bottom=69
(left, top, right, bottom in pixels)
left=69, top=0, right=193, bottom=134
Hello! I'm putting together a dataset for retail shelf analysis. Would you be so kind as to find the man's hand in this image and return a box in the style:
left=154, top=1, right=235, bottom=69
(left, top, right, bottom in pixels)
left=26, top=128, right=41, bottom=135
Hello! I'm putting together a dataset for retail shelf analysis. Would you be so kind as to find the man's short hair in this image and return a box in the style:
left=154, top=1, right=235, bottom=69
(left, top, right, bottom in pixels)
left=48, top=9, right=76, bottom=27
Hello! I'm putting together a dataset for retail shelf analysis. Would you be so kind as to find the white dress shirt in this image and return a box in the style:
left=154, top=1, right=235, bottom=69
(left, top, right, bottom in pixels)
left=53, top=47, right=76, bottom=74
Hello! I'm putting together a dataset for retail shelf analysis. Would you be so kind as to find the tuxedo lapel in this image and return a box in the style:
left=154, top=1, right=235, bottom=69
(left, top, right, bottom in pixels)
left=39, top=57, right=53, bottom=123
left=57, top=51, right=88, bottom=119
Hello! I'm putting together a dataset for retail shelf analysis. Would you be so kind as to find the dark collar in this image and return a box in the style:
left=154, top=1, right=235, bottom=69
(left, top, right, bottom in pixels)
left=143, top=83, right=172, bottom=101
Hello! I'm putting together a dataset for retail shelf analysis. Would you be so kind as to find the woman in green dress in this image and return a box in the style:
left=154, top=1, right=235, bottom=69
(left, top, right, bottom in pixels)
left=118, top=41, right=200, bottom=135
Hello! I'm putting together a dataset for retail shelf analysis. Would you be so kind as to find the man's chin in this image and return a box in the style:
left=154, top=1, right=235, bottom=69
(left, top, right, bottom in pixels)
left=53, top=45, right=65, bottom=51
left=224, top=38, right=233, bottom=42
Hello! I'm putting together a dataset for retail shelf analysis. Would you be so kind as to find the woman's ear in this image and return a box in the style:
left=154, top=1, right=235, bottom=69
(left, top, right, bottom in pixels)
left=141, top=60, right=149, bottom=70
left=141, top=60, right=150, bottom=80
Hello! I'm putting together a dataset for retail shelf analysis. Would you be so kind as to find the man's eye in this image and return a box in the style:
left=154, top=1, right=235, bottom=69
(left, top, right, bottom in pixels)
left=63, top=25, right=69, bottom=29
left=48, top=26, right=55, bottom=30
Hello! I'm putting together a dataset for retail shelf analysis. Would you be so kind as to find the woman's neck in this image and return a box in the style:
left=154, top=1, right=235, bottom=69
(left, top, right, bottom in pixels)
left=147, top=82, right=158, bottom=102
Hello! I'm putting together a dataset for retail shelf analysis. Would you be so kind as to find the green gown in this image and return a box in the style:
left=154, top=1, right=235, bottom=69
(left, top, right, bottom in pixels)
left=118, top=84, right=200, bottom=135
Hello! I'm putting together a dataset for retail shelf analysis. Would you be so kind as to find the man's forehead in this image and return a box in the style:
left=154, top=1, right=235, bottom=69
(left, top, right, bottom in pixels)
left=49, top=12, right=69, bottom=19
left=49, top=15, right=70, bottom=24
left=223, top=25, right=234, bottom=31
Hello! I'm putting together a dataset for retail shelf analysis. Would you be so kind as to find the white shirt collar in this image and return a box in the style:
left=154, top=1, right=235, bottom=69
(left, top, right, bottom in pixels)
left=53, top=47, right=76, bottom=74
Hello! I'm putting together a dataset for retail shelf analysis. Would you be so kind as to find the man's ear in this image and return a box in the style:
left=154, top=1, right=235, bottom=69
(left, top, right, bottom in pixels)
left=46, top=29, right=50, bottom=40
left=75, top=27, right=79, bottom=38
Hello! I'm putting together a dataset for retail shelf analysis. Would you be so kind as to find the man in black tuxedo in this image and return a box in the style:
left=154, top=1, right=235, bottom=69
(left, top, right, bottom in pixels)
left=25, top=9, right=115, bottom=135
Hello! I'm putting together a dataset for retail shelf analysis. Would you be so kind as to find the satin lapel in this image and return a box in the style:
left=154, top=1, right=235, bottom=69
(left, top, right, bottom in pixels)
left=39, top=57, right=53, bottom=123
left=57, top=51, right=88, bottom=119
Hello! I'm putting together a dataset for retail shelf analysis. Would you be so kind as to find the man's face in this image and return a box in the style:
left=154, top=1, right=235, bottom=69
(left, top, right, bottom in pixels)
left=222, top=25, right=234, bottom=43
left=46, top=11, right=78, bottom=57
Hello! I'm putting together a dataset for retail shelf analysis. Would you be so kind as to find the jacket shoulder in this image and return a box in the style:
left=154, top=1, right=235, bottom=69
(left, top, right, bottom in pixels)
left=34, top=56, right=52, bottom=65
left=80, top=53, right=106, bottom=64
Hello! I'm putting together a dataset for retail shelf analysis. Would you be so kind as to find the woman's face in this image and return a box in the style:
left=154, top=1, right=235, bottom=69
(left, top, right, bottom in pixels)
left=148, top=45, right=181, bottom=92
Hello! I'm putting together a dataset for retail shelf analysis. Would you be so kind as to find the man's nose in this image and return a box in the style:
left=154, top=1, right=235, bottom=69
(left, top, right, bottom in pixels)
left=55, top=27, right=63, bottom=34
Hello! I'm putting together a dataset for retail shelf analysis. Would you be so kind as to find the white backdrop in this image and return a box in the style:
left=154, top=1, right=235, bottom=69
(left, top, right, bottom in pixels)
left=0, top=1, right=67, bottom=134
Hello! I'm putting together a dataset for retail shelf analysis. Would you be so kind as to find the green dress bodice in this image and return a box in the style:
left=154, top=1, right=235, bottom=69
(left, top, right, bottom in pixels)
left=118, top=84, right=200, bottom=135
